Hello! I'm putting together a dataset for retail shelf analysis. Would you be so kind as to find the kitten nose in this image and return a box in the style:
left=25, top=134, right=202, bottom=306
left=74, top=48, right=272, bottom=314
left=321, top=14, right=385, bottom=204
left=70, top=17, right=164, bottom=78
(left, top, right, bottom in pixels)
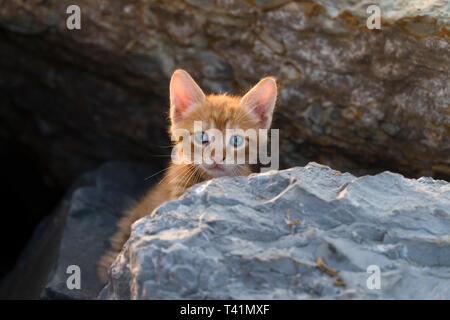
left=211, top=152, right=225, bottom=164
left=212, top=157, right=225, bottom=164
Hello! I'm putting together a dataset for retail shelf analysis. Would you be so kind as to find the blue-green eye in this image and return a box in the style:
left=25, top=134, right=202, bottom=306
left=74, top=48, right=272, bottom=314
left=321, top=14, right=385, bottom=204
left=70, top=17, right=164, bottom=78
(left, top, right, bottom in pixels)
left=230, top=135, right=244, bottom=147
left=194, top=132, right=209, bottom=144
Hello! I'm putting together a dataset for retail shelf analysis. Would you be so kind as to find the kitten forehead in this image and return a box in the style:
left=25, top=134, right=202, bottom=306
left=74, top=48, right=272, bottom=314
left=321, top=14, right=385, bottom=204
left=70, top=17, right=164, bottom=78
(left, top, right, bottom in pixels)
left=173, top=93, right=259, bottom=132
left=202, top=121, right=239, bottom=131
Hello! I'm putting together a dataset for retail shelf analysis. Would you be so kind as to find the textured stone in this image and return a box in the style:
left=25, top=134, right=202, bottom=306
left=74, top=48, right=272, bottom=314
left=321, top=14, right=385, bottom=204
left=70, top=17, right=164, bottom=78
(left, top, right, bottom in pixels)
left=101, top=162, right=450, bottom=300
left=0, top=0, right=448, bottom=192
left=41, top=162, right=161, bottom=299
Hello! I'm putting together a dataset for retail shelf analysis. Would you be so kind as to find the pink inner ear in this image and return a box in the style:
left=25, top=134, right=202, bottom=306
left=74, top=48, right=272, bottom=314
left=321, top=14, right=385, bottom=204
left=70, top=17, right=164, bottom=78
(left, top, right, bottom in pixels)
left=241, top=77, right=277, bottom=128
left=172, top=81, right=192, bottom=114
left=170, top=70, right=205, bottom=123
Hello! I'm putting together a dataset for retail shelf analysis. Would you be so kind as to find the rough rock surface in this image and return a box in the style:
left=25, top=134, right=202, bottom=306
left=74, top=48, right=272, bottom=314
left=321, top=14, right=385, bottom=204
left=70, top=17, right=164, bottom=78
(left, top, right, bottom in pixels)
left=0, top=0, right=448, bottom=190
left=40, top=162, right=160, bottom=299
left=101, top=162, right=450, bottom=300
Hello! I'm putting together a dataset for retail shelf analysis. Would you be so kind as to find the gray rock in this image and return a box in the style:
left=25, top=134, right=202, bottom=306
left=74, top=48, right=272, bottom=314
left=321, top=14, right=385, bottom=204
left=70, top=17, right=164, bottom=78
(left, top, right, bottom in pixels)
left=41, top=162, right=161, bottom=299
left=101, top=163, right=450, bottom=299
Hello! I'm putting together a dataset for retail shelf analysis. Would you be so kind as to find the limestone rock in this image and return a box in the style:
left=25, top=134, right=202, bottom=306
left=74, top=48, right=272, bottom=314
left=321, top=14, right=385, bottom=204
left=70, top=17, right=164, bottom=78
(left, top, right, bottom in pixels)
left=101, top=163, right=450, bottom=299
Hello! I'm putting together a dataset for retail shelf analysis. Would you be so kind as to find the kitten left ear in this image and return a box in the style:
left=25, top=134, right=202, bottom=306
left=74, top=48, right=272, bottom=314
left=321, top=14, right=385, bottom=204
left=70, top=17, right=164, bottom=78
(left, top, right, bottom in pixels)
left=170, top=69, right=206, bottom=124
left=240, top=77, right=277, bottom=129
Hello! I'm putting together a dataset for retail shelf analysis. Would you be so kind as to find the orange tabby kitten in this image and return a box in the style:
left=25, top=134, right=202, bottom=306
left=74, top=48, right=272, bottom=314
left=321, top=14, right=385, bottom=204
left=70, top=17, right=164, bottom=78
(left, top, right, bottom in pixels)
left=97, top=69, right=277, bottom=283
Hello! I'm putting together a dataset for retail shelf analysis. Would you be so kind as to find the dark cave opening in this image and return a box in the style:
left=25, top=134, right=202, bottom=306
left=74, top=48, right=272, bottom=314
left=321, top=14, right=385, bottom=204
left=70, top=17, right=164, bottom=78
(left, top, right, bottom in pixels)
left=0, top=142, right=62, bottom=281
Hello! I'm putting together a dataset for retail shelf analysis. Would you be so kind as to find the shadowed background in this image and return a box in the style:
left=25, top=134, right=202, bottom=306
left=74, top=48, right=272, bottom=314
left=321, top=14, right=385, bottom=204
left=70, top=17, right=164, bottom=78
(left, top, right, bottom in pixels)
left=0, top=0, right=448, bottom=297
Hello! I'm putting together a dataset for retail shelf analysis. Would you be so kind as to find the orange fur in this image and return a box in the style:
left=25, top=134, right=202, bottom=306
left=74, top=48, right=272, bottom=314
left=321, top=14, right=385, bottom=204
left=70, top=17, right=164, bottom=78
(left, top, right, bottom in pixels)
left=97, top=70, right=277, bottom=283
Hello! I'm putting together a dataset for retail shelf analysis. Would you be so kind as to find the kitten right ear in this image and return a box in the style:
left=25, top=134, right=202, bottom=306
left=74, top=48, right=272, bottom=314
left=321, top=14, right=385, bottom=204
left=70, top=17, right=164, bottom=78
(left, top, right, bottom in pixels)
left=240, top=77, right=277, bottom=129
left=170, top=69, right=205, bottom=124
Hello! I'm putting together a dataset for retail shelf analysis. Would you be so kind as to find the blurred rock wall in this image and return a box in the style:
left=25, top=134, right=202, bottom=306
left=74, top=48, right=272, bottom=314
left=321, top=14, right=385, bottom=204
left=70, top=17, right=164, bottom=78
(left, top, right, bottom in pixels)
left=0, top=0, right=449, bottom=187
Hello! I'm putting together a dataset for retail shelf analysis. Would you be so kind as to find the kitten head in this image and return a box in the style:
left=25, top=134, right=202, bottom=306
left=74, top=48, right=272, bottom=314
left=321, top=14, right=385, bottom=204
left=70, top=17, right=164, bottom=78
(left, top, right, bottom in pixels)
left=169, top=69, right=277, bottom=179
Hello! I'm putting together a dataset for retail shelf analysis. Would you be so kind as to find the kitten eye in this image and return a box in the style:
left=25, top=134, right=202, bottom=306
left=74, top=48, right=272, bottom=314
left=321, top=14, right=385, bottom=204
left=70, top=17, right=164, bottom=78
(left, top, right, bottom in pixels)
left=230, top=135, right=244, bottom=147
left=194, top=131, right=209, bottom=145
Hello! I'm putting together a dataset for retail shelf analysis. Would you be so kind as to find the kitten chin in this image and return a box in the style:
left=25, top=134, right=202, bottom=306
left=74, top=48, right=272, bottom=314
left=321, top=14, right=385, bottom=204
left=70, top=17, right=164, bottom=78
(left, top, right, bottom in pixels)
left=97, top=69, right=277, bottom=283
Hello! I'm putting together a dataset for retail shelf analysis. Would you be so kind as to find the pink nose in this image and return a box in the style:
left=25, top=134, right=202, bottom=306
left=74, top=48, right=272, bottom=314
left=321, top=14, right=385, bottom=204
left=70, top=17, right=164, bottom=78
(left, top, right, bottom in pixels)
left=211, top=154, right=225, bottom=164
left=211, top=163, right=223, bottom=169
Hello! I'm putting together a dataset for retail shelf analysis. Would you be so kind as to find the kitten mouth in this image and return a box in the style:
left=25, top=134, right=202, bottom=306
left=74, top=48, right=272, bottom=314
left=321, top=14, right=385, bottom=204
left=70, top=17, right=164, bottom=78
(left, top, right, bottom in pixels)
left=203, top=163, right=225, bottom=173
left=207, top=164, right=224, bottom=170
